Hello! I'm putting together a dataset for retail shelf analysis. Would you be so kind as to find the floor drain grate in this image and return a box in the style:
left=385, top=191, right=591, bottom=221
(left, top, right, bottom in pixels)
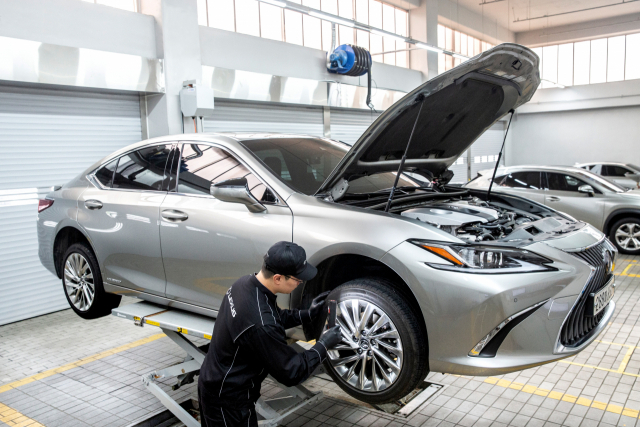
left=372, top=381, right=443, bottom=417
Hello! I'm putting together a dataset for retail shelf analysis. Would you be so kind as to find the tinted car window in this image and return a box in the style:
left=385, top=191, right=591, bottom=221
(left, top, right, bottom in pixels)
left=500, top=171, right=541, bottom=189
left=547, top=173, right=591, bottom=192
left=584, top=164, right=601, bottom=174
left=602, top=165, right=632, bottom=177
left=113, top=145, right=171, bottom=191
left=241, top=137, right=344, bottom=195
left=241, top=137, right=419, bottom=195
left=176, top=144, right=276, bottom=203
left=95, top=158, right=118, bottom=188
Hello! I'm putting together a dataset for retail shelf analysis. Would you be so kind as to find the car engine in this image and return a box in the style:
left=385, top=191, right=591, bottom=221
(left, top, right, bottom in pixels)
left=401, top=198, right=546, bottom=242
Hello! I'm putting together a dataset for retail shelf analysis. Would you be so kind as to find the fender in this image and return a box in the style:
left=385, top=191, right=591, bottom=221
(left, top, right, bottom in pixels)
left=603, top=208, right=640, bottom=234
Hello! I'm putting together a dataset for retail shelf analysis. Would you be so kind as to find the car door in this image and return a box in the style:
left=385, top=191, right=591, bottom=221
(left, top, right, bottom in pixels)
left=493, top=170, right=546, bottom=203
left=543, top=172, right=605, bottom=227
left=78, top=143, right=172, bottom=296
left=160, top=142, right=292, bottom=310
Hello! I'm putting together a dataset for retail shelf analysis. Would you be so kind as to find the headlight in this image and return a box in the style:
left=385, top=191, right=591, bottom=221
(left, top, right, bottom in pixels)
left=413, top=241, right=556, bottom=274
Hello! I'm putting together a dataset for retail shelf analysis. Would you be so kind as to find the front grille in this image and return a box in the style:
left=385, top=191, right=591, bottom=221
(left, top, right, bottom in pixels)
left=560, top=239, right=615, bottom=347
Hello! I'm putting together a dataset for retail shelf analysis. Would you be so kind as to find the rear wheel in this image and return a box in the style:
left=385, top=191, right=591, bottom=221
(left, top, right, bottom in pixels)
left=609, top=218, right=640, bottom=255
left=320, top=278, right=429, bottom=404
left=62, top=243, right=121, bottom=319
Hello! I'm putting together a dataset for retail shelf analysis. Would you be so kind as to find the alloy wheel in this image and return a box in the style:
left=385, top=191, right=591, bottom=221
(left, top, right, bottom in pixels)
left=64, top=253, right=95, bottom=312
left=327, top=299, right=403, bottom=392
left=615, top=223, right=640, bottom=250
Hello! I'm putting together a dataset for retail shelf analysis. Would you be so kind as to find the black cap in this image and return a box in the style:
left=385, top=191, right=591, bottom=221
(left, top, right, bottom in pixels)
left=264, top=241, right=317, bottom=281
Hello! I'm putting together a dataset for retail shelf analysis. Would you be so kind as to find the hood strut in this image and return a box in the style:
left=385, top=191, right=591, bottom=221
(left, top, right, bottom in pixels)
left=487, top=109, right=515, bottom=202
left=384, top=96, right=425, bottom=212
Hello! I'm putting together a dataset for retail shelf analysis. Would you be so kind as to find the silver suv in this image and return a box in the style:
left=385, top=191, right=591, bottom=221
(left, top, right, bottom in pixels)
left=465, top=165, right=640, bottom=254
left=576, top=162, right=640, bottom=190
left=38, top=45, right=617, bottom=404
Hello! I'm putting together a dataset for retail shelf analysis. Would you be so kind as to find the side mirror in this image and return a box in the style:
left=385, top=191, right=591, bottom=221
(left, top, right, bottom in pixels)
left=210, top=177, right=266, bottom=213
left=578, top=185, right=594, bottom=197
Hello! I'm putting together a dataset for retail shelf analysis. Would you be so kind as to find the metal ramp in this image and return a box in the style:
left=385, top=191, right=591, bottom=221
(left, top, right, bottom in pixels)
left=112, top=302, right=323, bottom=427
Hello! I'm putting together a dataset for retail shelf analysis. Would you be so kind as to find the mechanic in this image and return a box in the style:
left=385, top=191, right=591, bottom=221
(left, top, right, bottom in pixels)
left=198, top=241, right=343, bottom=427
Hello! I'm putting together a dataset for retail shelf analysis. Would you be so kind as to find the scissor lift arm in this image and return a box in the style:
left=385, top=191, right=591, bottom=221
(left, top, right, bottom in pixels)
left=112, top=302, right=323, bottom=427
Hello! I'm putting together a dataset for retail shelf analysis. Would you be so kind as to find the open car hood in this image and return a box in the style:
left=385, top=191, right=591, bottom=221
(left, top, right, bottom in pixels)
left=316, top=43, right=540, bottom=196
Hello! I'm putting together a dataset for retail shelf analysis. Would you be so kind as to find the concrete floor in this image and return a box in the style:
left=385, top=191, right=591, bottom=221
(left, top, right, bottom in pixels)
left=1, top=255, right=639, bottom=427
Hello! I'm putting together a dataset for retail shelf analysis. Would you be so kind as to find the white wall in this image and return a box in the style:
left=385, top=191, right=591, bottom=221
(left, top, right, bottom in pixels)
left=505, top=78, right=640, bottom=167
left=199, top=26, right=424, bottom=93
left=506, top=105, right=640, bottom=167
left=0, top=0, right=157, bottom=58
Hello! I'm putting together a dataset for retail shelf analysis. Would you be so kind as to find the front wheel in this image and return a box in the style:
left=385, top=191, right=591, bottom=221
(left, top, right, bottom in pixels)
left=62, top=243, right=121, bottom=319
left=609, top=218, right=640, bottom=255
left=320, top=278, right=429, bottom=404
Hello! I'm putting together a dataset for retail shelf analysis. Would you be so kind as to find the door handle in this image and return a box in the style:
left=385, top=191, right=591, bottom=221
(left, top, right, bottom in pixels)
left=161, top=209, right=189, bottom=222
left=85, top=199, right=103, bottom=210
left=548, top=196, right=561, bottom=202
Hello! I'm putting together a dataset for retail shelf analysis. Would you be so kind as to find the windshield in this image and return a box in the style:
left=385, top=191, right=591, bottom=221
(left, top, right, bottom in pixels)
left=573, top=170, right=627, bottom=192
left=240, top=136, right=419, bottom=195
left=628, top=164, right=640, bottom=172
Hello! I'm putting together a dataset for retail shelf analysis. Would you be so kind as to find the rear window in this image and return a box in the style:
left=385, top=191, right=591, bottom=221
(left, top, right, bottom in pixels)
left=113, top=145, right=171, bottom=191
left=95, top=159, right=117, bottom=188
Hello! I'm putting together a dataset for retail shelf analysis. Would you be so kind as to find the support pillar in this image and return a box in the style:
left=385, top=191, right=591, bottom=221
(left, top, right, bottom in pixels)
left=409, top=0, right=439, bottom=82
left=140, top=0, right=203, bottom=137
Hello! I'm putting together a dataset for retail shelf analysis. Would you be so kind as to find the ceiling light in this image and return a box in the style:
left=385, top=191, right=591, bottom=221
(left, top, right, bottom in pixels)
left=309, top=11, right=355, bottom=27
left=415, top=42, right=443, bottom=53
left=370, top=29, right=406, bottom=43
left=261, top=0, right=287, bottom=6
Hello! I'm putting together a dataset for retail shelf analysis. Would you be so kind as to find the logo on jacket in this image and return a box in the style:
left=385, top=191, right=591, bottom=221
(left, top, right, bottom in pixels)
left=227, top=287, right=237, bottom=317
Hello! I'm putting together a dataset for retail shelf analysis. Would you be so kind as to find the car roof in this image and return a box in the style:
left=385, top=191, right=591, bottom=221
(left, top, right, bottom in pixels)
left=480, top=165, right=591, bottom=175
left=575, top=162, right=630, bottom=167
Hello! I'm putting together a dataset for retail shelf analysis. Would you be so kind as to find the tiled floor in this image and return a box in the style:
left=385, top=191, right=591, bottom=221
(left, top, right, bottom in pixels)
left=1, top=256, right=639, bottom=427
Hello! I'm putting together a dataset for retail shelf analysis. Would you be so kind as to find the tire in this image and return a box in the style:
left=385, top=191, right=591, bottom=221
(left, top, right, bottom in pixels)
left=319, top=278, right=429, bottom=404
left=609, top=218, right=640, bottom=255
left=62, top=243, right=121, bottom=319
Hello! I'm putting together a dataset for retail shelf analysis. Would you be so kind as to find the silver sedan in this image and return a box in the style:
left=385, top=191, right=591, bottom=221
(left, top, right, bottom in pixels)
left=38, top=44, right=616, bottom=404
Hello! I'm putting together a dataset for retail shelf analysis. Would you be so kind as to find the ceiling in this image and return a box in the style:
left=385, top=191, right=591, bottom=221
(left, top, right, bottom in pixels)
left=452, top=0, right=640, bottom=33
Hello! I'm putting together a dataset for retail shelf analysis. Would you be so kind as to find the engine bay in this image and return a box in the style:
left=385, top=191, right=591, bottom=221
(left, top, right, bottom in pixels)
left=335, top=185, right=584, bottom=243
left=400, top=198, right=565, bottom=242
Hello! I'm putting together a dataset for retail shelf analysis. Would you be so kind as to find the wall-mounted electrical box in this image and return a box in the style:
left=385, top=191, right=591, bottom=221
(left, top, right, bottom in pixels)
left=180, top=80, right=214, bottom=118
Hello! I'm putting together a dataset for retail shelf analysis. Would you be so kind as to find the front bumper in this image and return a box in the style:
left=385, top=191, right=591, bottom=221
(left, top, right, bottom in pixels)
left=381, top=239, right=614, bottom=376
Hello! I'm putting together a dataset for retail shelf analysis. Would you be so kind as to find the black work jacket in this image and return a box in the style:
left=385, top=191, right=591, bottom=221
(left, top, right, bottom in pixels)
left=198, top=274, right=327, bottom=408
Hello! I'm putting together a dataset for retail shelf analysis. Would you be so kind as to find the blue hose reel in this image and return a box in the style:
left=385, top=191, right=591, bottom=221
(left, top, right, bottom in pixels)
left=327, top=44, right=371, bottom=76
left=327, top=44, right=374, bottom=108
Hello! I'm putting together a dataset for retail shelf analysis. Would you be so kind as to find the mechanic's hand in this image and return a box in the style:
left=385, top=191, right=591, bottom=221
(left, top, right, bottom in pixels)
left=318, top=325, right=343, bottom=350
left=308, top=291, right=330, bottom=320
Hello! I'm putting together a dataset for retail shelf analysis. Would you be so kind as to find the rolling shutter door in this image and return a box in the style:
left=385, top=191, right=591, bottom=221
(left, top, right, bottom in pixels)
left=470, top=123, right=505, bottom=179
left=204, top=100, right=324, bottom=137
left=329, top=108, right=381, bottom=145
left=0, top=85, right=142, bottom=325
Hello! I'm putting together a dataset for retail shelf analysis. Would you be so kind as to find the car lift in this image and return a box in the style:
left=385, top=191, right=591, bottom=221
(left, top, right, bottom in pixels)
left=112, top=302, right=323, bottom=427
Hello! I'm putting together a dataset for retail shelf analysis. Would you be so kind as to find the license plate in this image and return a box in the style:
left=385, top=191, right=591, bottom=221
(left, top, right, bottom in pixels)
left=587, top=279, right=615, bottom=317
